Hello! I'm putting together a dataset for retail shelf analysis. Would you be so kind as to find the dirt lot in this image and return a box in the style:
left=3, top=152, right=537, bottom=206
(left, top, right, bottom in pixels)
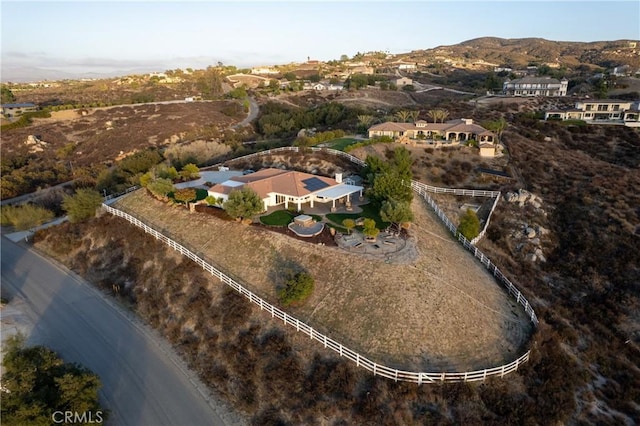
left=1, top=101, right=243, bottom=167
left=114, top=190, right=532, bottom=372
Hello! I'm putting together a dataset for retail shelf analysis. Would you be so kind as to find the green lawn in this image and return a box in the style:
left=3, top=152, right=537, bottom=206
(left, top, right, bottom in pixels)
left=326, top=138, right=359, bottom=151
left=260, top=210, right=294, bottom=226
left=260, top=210, right=324, bottom=226
left=326, top=203, right=389, bottom=230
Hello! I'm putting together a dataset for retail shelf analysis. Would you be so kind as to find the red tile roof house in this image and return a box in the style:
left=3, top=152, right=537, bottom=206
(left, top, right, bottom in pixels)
left=208, top=168, right=364, bottom=213
left=368, top=119, right=496, bottom=144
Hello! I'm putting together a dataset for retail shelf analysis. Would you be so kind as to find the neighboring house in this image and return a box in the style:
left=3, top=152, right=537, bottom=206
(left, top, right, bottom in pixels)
left=1, top=103, right=38, bottom=118
left=503, top=76, right=568, bottom=96
left=251, top=67, right=279, bottom=75
left=393, top=61, right=417, bottom=71
left=395, top=77, right=413, bottom=87
left=312, top=83, right=326, bottom=91
left=328, top=84, right=344, bottom=91
left=368, top=119, right=496, bottom=144
left=208, top=168, right=363, bottom=212
left=545, top=99, right=640, bottom=127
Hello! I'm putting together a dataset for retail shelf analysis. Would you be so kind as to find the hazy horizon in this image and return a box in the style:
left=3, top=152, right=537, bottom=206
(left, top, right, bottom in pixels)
left=2, top=1, right=639, bottom=83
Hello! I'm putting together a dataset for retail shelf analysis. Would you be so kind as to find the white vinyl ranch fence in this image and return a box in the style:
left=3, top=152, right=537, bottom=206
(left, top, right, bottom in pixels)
left=102, top=145, right=538, bottom=383
left=102, top=201, right=534, bottom=383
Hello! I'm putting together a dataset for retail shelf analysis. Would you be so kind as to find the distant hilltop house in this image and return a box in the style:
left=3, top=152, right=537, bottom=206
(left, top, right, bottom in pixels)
left=393, top=61, right=417, bottom=71
left=208, top=168, right=363, bottom=212
left=251, top=67, right=279, bottom=75
left=503, top=76, right=568, bottom=97
left=545, top=99, right=640, bottom=127
left=1, top=102, right=38, bottom=119
left=368, top=119, right=496, bottom=145
left=395, top=77, right=413, bottom=87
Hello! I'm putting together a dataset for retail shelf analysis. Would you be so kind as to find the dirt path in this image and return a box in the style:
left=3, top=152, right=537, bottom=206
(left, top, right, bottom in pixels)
left=114, top=191, right=532, bottom=372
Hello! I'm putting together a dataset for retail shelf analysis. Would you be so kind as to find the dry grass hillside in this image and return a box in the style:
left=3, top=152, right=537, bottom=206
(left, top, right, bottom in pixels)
left=112, top=190, right=532, bottom=372
left=1, top=102, right=242, bottom=167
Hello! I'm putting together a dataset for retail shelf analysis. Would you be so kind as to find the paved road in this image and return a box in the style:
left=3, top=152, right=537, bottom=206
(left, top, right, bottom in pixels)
left=1, top=238, right=240, bottom=426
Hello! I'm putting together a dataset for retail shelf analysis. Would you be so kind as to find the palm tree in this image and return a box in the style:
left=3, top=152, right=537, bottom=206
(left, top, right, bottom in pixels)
left=407, top=110, right=420, bottom=123
left=357, top=115, right=375, bottom=130
left=395, top=110, right=411, bottom=123
left=428, top=108, right=450, bottom=123
left=439, top=108, right=450, bottom=123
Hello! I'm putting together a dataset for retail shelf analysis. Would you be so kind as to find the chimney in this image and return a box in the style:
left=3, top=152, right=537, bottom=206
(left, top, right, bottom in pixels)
left=335, top=173, right=342, bottom=183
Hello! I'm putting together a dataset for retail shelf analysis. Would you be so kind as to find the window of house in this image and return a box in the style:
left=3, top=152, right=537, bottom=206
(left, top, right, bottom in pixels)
left=586, top=105, right=593, bottom=111
left=597, top=104, right=609, bottom=111
left=613, top=105, right=620, bottom=111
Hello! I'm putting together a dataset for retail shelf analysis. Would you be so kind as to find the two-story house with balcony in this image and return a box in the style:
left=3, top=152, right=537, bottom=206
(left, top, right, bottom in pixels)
left=503, top=76, right=568, bottom=97
left=1, top=102, right=38, bottom=119
left=544, top=99, right=640, bottom=127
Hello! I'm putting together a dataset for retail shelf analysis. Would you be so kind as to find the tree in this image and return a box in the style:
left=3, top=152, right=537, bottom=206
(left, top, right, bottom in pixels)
left=223, top=187, right=264, bottom=221
left=391, top=146, right=413, bottom=182
left=1, top=335, right=105, bottom=425
left=366, top=147, right=413, bottom=205
left=227, top=86, right=248, bottom=99
left=428, top=108, right=449, bottom=123
left=179, top=163, right=200, bottom=181
left=173, top=188, right=197, bottom=207
left=357, top=114, right=375, bottom=131
left=395, top=110, right=411, bottom=122
left=407, top=110, right=420, bottom=123
left=483, top=117, right=507, bottom=143
left=342, top=218, right=356, bottom=234
left=1, top=86, right=16, bottom=103
left=340, top=54, right=349, bottom=62
left=380, top=199, right=413, bottom=232
left=278, top=272, right=314, bottom=306
left=195, top=66, right=223, bottom=98
left=147, top=178, right=175, bottom=200
left=457, top=208, right=481, bottom=240
left=362, top=218, right=379, bottom=240
left=62, top=189, right=103, bottom=223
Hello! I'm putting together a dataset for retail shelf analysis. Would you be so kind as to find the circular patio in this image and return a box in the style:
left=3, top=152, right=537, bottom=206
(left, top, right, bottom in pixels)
left=287, top=214, right=325, bottom=237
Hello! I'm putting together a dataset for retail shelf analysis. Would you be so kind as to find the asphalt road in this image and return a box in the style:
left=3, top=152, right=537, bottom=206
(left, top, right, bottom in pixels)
left=1, top=238, right=239, bottom=426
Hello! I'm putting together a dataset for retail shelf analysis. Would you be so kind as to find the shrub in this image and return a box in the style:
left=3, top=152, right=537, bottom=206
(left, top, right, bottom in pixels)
left=342, top=218, right=356, bottom=234
left=278, top=272, right=314, bottom=306
left=457, top=208, right=481, bottom=240
left=362, top=218, right=379, bottom=239
left=0, top=204, right=55, bottom=230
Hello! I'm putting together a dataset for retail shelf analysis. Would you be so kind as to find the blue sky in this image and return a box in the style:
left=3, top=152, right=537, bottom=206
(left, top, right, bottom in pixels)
left=2, top=1, right=639, bottom=81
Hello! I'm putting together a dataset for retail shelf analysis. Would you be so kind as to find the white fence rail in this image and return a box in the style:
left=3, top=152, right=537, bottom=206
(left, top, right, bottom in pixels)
left=411, top=182, right=538, bottom=325
left=103, top=202, right=534, bottom=383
